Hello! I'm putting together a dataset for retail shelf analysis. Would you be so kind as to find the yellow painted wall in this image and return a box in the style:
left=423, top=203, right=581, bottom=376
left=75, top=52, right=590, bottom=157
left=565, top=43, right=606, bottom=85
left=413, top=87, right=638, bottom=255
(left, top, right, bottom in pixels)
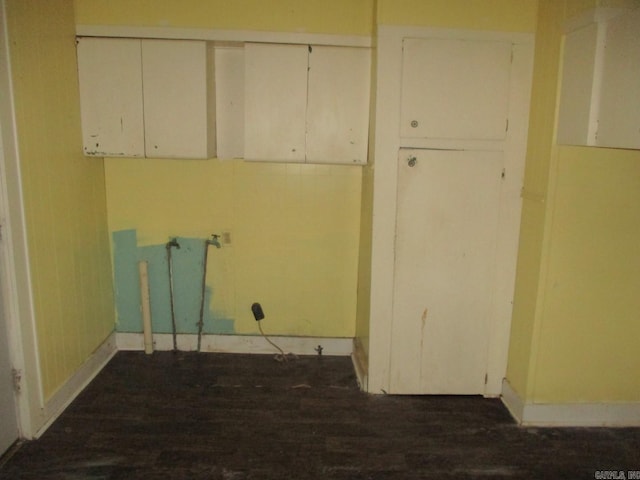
left=532, top=147, right=640, bottom=402
left=106, top=159, right=361, bottom=338
left=5, top=0, right=115, bottom=399
left=506, top=0, right=567, bottom=399
left=355, top=163, right=374, bottom=356
left=506, top=0, right=640, bottom=403
left=377, top=0, right=538, bottom=32
left=74, top=0, right=374, bottom=36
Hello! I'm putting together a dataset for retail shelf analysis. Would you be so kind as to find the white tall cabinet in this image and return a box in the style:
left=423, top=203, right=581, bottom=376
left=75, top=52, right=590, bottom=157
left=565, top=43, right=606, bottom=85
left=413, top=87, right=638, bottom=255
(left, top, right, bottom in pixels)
left=359, top=26, right=534, bottom=396
left=77, top=37, right=216, bottom=159
left=391, top=36, right=518, bottom=395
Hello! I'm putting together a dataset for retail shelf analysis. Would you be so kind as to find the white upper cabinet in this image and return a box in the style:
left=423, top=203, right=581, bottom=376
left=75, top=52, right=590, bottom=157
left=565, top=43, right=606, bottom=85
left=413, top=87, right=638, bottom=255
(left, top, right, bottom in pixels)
left=77, top=37, right=145, bottom=157
left=78, top=37, right=370, bottom=162
left=77, top=37, right=216, bottom=159
left=557, top=7, right=640, bottom=150
left=400, top=37, right=512, bottom=141
left=244, top=43, right=371, bottom=164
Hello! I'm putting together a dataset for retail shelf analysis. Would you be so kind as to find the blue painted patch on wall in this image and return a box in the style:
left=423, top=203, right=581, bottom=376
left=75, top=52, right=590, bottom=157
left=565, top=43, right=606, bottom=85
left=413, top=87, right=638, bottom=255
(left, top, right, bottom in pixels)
left=112, top=229, right=235, bottom=335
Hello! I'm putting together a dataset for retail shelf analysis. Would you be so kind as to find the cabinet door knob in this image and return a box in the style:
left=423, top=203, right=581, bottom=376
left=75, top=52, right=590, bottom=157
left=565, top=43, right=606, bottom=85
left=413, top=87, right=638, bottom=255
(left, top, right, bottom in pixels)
left=410, top=120, right=419, bottom=128
left=407, top=156, right=417, bottom=167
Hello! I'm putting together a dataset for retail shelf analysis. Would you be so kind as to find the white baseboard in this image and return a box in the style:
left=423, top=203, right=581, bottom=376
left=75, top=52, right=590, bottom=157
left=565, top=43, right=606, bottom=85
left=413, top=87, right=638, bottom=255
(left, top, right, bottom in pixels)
left=116, top=332, right=353, bottom=356
left=501, top=378, right=525, bottom=422
left=351, top=337, right=369, bottom=391
left=36, top=332, right=117, bottom=438
left=501, top=378, right=640, bottom=427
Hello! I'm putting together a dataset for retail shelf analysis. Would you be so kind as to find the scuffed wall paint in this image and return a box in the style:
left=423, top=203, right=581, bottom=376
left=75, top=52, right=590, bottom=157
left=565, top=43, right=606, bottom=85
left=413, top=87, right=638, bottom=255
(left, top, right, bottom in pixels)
left=113, top=230, right=235, bottom=335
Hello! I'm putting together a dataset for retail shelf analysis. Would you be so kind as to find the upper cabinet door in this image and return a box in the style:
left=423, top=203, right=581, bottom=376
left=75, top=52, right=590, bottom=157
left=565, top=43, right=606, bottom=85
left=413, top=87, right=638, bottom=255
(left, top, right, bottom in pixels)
left=306, top=46, right=371, bottom=165
left=244, top=43, right=308, bottom=162
left=400, top=37, right=512, bottom=141
left=596, top=8, right=640, bottom=149
left=142, top=40, right=216, bottom=159
left=77, top=37, right=145, bottom=157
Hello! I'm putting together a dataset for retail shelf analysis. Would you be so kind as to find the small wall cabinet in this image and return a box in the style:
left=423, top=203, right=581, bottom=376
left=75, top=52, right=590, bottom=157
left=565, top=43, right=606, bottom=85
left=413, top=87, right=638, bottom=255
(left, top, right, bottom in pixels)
left=77, top=37, right=216, bottom=159
left=244, top=43, right=371, bottom=164
left=557, top=7, right=640, bottom=150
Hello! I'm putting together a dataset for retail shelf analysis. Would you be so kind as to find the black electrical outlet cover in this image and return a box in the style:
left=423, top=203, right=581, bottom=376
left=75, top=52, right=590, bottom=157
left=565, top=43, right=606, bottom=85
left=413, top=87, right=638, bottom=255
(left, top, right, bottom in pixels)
left=251, top=302, right=265, bottom=321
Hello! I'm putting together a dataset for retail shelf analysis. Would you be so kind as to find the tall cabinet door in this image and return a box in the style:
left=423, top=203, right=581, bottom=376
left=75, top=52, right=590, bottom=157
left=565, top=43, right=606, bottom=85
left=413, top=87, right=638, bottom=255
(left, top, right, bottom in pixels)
left=391, top=149, right=503, bottom=394
left=77, top=38, right=144, bottom=157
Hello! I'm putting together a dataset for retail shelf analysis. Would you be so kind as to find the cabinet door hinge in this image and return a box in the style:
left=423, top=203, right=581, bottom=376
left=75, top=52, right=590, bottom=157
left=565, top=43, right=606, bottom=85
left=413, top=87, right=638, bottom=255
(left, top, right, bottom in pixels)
left=484, top=373, right=488, bottom=385
left=12, top=368, right=22, bottom=394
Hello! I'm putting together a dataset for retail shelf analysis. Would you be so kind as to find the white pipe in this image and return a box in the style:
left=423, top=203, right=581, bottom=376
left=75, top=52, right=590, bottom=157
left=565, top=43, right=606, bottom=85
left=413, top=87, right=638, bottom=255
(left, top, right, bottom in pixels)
left=138, top=260, right=154, bottom=354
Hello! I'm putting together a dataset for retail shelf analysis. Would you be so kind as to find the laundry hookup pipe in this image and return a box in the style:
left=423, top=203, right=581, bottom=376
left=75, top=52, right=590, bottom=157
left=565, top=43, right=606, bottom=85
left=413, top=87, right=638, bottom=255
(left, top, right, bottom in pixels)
left=138, top=260, right=154, bottom=355
left=197, top=234, right=221, bottom=352
left=166, top=238, right=180, bottom=351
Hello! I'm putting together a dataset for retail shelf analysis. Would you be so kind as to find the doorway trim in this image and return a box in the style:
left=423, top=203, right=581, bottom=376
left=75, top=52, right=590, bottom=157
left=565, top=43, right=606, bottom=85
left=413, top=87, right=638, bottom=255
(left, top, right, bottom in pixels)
left=0, top=0, right=44, bottom=439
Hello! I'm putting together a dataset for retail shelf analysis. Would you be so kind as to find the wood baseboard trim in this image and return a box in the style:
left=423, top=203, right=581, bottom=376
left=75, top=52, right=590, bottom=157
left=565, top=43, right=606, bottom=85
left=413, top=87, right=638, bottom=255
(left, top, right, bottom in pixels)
left=351, top=337, right=369, bottom=391
left=116, top=332, right=353, bottom=357
left=501, top=378, right=640, bottom=427
left=36, top=332, right=117, bottom=438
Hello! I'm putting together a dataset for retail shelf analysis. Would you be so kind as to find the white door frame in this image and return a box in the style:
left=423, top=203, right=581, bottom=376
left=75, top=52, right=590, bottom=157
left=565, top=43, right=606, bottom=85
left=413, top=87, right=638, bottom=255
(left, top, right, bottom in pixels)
left=0, top=0, right=44, bottom=439
left=0, top=127, right=20, bottom=454
left=366, top=25, right=533, bottom=395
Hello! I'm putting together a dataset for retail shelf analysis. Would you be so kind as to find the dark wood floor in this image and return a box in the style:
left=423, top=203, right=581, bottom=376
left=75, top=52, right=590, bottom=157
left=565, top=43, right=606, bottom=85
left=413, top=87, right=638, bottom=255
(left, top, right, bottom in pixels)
left=1, top=351, right=638, bottom=479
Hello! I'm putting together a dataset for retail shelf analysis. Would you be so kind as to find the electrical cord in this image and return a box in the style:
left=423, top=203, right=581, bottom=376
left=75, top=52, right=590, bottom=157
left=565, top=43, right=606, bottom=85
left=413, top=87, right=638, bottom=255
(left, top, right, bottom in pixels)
left=257, top=320, right=297, bottom=362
